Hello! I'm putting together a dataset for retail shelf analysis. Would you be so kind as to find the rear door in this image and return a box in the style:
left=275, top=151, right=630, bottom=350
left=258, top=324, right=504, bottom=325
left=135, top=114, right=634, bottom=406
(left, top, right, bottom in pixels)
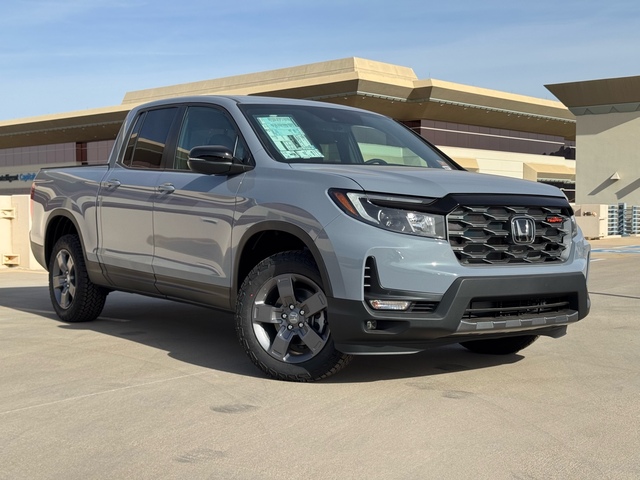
left=97, top=107, right=180, bottom=293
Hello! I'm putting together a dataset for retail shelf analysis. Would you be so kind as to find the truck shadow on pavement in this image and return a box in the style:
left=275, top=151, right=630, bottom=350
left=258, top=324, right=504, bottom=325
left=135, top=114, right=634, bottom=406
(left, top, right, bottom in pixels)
left=1, top=286, right=524, bottom=383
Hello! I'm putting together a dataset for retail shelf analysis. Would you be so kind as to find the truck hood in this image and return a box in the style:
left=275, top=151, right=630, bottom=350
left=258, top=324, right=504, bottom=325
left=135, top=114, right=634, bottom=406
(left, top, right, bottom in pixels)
left=289, top=164, right=566, bottom=199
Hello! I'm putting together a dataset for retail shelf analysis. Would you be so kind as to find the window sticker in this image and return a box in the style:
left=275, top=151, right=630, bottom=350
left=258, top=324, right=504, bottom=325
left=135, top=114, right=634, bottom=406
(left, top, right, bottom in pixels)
left=256, top=115, right=323, bottom=159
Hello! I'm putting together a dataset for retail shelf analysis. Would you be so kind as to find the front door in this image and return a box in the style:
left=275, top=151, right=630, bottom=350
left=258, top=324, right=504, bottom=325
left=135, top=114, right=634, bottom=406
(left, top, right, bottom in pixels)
left=152, top=105, right=250, bottom=308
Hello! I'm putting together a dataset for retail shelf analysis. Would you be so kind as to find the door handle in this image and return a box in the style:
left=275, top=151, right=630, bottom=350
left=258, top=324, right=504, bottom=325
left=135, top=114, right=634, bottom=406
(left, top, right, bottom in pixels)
left=157, top=183, right=175, bottom=194
left=103, top=179, right=121, bottom=188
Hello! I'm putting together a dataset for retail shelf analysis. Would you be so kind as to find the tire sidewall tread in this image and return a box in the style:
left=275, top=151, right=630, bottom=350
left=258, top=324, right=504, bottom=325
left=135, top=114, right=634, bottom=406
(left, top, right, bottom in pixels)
left=48, top=234, right=106, bottom=323
left=236, top=251, right=352, bottom=382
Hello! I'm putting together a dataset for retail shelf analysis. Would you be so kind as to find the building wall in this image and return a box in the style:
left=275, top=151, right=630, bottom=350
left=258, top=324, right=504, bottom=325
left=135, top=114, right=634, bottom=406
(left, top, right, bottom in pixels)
left=0, top=139, right=114, bottom=194
left=439, top=145, right=576, bottom=178
left=575, top=111, right=640, bottom=205
left=406, top=120, right=575, bottom=158
left=0, top=143, right=76, bottom=194
left=0, top=142, right=77, bottom=168
left=87, top=140, right=115, bottom=165
left=0, top=195, right=42, bottom=270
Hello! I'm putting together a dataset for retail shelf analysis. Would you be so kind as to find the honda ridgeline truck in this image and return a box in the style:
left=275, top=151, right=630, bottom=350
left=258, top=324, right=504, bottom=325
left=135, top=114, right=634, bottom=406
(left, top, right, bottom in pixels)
left=30, top=96, right=590, bottom=381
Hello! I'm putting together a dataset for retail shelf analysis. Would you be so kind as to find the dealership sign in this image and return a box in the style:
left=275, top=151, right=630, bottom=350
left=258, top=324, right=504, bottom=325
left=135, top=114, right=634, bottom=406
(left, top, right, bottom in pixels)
left=0, top=172, right=37, bottom=183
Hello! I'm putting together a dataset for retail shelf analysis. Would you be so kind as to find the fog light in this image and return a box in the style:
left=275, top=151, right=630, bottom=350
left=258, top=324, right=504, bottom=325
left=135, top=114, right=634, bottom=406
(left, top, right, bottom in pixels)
left=368, top=299, right=411, bottom=311
left=365, top=320, right=377, bottom=330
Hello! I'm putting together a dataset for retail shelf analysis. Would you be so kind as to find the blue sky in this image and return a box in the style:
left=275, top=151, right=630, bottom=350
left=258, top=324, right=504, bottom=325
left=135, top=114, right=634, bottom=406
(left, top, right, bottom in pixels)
left=2, top=0, right=639, bottom=120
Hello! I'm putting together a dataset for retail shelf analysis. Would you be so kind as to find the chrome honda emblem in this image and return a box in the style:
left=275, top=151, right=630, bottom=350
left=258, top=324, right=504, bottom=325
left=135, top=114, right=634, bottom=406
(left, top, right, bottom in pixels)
left=510, top=216, right=536, bottom=245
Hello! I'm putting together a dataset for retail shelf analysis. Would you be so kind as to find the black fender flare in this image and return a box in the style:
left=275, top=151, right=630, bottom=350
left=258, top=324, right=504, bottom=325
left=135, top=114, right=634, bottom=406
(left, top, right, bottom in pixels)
left=232, top=221, right=334, bottom=305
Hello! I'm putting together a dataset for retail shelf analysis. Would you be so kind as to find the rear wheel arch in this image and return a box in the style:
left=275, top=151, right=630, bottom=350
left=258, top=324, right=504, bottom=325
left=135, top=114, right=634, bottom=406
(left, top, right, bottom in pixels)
left=44, top=212, right=82, bottom=269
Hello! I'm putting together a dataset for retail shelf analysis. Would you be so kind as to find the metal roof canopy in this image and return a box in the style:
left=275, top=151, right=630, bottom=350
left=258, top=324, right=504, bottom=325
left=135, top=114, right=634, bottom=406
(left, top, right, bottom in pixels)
left=546, top=75, right=640, bottom=114
left=0, top=107, right=128, bottom=149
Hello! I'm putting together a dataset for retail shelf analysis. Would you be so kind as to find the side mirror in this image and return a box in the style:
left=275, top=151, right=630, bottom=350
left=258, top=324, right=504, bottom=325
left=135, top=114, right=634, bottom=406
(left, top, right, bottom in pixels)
left=187, top=145, right=253, bottom=175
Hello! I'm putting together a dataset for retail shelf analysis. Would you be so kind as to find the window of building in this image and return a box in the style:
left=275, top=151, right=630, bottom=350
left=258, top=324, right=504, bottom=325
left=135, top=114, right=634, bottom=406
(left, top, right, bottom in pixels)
left=76, top=142, right=88, bottom=165
left=403, top=120, right=576, bottom=159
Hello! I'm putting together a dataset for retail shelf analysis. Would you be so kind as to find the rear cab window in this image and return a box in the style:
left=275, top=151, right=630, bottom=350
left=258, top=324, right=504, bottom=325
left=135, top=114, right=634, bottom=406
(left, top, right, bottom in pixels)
left=120, top=107, right=179, bottom=169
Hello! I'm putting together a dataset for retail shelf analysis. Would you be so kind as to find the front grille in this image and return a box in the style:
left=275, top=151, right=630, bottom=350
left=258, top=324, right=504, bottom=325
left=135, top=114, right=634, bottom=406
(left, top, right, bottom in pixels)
left=448, top=205, right=570, bottom=265
left=464, top=297, right=571, bottom=320
left=456, top=295, right=580, bottom=334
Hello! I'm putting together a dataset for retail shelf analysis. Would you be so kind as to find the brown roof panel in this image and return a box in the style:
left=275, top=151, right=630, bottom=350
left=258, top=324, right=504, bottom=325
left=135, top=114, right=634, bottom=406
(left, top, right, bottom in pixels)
left=546, top=76, right=640, bottom=108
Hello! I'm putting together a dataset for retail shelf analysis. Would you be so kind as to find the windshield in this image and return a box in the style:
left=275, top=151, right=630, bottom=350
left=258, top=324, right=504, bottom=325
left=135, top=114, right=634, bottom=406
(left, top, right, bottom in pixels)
left=239, top=103, right=458, bottom=169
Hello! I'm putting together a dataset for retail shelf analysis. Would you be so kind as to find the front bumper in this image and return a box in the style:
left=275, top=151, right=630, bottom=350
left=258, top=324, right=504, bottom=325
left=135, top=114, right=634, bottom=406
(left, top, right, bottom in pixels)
left=328, top=272, right=589, bottom=354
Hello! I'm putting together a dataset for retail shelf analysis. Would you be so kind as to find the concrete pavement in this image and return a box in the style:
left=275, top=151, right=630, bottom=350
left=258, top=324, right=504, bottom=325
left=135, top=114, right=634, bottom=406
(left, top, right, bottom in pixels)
left=0, top=244, right=638, bottom=479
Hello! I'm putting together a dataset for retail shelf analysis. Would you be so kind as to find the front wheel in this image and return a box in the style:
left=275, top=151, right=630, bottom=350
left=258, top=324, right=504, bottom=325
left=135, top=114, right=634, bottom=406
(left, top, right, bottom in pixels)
left=235, top=251, right=352, bottom=382
left=460, top=335, right=539, bottom=355
left=48, top=234, right=107, bottom=323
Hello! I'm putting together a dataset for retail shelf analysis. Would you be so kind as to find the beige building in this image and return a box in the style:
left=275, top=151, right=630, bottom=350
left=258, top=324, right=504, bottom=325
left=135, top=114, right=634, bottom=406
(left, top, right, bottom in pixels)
left=0, top=57, right=577, bottom=196
left=2, top=58, right=593, bottom=268
left=546, top=75, right=640, bottom=206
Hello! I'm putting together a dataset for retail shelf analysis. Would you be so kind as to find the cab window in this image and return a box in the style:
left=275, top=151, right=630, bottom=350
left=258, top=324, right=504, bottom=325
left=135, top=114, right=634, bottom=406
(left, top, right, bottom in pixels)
left=174, top=106, right=249, bottom=170
left=121, top=108, right=179, bottom=169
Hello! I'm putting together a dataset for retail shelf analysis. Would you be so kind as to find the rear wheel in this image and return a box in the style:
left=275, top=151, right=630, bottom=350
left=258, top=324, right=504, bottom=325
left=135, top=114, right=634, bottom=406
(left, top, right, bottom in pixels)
left=460, top=335, right=539, bottom=355
left=49, top=234, right=107, bottom=323
left=236, top=251, right=352, bottom=382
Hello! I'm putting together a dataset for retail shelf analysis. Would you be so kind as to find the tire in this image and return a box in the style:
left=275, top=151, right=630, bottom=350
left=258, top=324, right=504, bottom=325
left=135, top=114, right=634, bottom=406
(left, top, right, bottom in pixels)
left=460, top=335, right=539, bottom=355
left=236, top=251, right=352, bottom=382
left=48, top=234, right=107, bottom=323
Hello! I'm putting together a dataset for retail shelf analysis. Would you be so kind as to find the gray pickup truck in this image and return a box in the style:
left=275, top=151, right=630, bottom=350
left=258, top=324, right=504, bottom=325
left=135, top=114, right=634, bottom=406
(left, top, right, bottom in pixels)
left=30, top=95, right=590, bottom=381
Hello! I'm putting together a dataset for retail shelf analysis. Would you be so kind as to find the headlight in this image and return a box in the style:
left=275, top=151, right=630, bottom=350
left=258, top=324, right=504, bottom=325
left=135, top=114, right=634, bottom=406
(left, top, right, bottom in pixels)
left=329, top=190, right=446, bottom=239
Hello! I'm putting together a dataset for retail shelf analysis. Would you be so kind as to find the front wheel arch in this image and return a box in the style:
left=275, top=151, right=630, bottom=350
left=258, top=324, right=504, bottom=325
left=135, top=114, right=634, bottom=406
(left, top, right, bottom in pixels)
left=233, top=222, right=334, bottom=301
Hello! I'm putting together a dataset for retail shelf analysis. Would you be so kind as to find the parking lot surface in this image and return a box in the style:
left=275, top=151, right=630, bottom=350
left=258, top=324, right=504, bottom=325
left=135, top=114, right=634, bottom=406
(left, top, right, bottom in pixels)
left=1, top=238, right=639, bottom=479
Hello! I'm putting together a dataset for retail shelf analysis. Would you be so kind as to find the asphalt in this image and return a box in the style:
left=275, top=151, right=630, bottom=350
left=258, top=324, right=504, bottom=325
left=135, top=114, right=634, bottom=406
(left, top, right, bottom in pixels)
left=0, top=238, right=639, bottom=480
